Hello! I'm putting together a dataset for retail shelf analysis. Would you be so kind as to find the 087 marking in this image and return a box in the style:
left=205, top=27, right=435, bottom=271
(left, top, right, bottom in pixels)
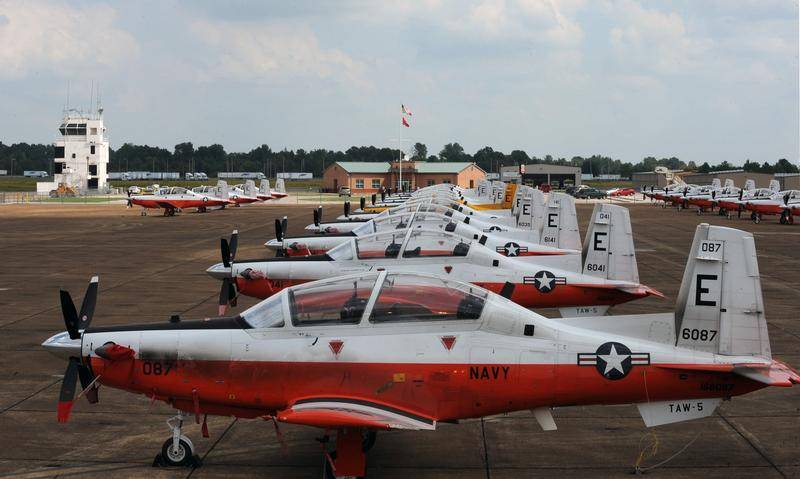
left=142, top=361, right=173, bottom=376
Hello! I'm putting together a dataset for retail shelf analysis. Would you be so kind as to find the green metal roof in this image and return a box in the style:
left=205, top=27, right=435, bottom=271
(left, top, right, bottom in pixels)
left=415, top=162, right=476, bottom=173
left=334, top=162, right=391, bottom=173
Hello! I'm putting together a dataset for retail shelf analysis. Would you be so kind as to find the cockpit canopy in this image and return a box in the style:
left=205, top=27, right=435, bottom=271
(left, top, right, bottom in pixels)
left=328, top=229, right=473, bottom=261
left=240, top=272, right=489, bottom=329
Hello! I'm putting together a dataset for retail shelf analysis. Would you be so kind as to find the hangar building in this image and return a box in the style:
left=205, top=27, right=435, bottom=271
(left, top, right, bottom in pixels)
left=503, top=164, right=581, bottom=188
left=323, top=160, right=485, bottom=193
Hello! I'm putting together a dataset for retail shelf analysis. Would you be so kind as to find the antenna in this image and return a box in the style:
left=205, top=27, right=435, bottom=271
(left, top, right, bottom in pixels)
left=65, top=81, right=71, bottom=113
left=89, top=80, right=94, bottom=117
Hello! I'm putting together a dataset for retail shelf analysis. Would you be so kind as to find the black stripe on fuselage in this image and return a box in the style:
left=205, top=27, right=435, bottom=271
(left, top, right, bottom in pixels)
left=232, top=254, right=333, bottom=264
left=293, top=397, right=435, bottom=425
left=86, top=316, right=252, bottom=333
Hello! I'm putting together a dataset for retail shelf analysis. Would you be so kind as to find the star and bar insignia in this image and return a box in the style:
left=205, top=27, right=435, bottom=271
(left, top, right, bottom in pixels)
left=523, top=270, right=566, bottom=293
left=578, top=342, right=650, bottom=380
left=497, top=242, right=529, bottom=257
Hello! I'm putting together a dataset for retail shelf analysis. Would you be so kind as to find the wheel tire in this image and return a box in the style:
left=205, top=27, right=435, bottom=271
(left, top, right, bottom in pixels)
left=754, top=215, right=760, bottom=224
left=160, top=436, right=194, bottom=467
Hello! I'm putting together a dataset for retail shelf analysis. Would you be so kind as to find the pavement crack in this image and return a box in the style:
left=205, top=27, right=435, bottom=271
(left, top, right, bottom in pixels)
left=716, top=411, right=786, bottom=479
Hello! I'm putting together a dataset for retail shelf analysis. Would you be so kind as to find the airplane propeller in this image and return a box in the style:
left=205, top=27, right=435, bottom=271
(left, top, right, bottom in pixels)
left=218, top=277, right=238, bottom=316
left=220, top=230, right=239, bottom=268
left=360, top=197, right=366, bottom=211
left=371, top=194, right=377, bottom=205
left=344, top=201, right=350, bottom=218
left=57, top=277, right=101, bottom=422
left=126, top=190, right=132, bottom=208
left=380, top=190, right=386, bottom=203
left=313, top=206, right=323, bottom=229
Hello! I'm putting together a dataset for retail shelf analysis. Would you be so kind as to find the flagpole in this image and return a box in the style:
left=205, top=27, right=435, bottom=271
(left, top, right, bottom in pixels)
left=398, top=105, right=402, bottom=193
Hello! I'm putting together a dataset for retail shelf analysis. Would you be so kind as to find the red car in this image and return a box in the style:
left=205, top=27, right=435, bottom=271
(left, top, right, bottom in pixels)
left=608, top=188, right=636, bottom=197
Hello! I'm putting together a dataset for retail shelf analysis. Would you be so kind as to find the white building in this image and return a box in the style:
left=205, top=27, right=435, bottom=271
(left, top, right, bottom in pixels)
left=38, top=108, right=110, bottom=193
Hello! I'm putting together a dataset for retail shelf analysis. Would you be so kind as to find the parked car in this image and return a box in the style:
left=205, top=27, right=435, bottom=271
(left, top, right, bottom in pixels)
left=608, top=187, right=636, bottom=197
left=574, top=187, right=607, bottom=199
left=566, top=184, right=590, bottom=196
left=338, top=186, right=352, bottom=197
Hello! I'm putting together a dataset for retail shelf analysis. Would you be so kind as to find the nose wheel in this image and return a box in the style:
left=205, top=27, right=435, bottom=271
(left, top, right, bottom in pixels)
left=153, top=413, right=201, bottom=468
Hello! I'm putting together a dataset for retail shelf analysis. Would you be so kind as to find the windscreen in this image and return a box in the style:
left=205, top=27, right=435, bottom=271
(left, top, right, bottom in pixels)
left=241, top=294, right=285, bottom=328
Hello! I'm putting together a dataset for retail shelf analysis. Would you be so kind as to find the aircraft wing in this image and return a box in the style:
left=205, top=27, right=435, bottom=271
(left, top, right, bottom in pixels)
left=276, top=397, right=437, bottom=431
left=155, top=201, right=180, bottom=209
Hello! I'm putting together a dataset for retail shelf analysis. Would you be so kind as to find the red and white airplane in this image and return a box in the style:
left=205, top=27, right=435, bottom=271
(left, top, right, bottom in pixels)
left=128, top=186, right=231, bottom=216
left=269, top=192, right=582, bottom=258
left=210, top=204, right=661, bottom=317
left=42, top=223, right=799, bottom=477
left=711, top=179, right=754, bottom=217
left=744, top=188, right=800, bottom=224
left=225, top=180, right=261, bottom=206
left=268, top=178, right=289, bottom=199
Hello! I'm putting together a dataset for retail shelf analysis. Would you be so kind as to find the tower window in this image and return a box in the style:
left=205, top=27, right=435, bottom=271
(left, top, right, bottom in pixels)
left=90, top=128, right=98, bottom=135
left=89, top=165, right=97, bottom=175
left=90, top=145, right=95, bottom=155
left=54, top=162, right=64, bottom=174
left=72, top=153, right=76, bottom=159
left=54, top=146, right=65, bottom=158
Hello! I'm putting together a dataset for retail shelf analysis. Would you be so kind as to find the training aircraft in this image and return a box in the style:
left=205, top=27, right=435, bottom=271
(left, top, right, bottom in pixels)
left=718, top=180, right=781, bottom=220
left=42, top=223, right=799, bottom=477
left=210, top=204, right=661, bottom=318
left=255, top=180, right=274, bottom=201
left=268, top=192, right=582, bottom=258
left=226, top=180, right=261, bottom=206
left=710, top=179, right=754, bottom=217
left=269, top=179, right=289, bottom=199
left=128, top=186, right=231, bottom=216
left=744, top=189, right=800, bottom=224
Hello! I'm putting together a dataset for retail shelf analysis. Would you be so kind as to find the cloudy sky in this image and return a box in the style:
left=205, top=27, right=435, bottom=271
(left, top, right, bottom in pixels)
left=0, top=0, right=797, bottom=164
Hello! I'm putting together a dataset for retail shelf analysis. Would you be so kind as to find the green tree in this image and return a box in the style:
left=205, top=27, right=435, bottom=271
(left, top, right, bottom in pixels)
left=412, top=142, right=427, bottom=160
left=439, top=143, right=465, bottom=162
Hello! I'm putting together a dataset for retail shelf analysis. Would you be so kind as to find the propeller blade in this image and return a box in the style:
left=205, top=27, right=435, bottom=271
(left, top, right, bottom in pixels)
left=77, top=276, right=98, bottom=333
left=281, top=217, right=287, bottom=236
left=313, top=208, right=320, bottom=226
left=381, top=190, right=386, bottom=202
left=57, top=358, right=79, bottom=422
left=275, top=218, right=284, bottom=241
left=77, top=364, right=98, bottom=404
left=371, top=193, right=376, bottom=205
left=229, top=230, right=238, bottom=262
left=344, top=201, right=350, bottom=218
left=360, top=197, right=366, bottom=210
left=221, top=238, right=231, bottom=268
left=228, top=280, right=238, bottom=308
left=218, top=277, right=231, bottom=316
left=60, top=290, right=80, bottom=340
left=317, top=206, right=323, bottom=225
left=499, top=282, right=516, bottom=299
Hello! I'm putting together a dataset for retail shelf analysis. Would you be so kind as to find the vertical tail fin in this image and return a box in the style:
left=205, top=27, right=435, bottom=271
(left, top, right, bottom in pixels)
left=768, top=180, right=780, bottom=192
left=244, top=180, right=257, bottom=197
left=511, top=185, right=527, bottom=217
left=581, top=204, right=638, bottom=283
left=743, top=179, right=755, bottom=191
left=539, top=193, right=580, bottom=251
left=216, top=180, right=229, bottom=199
left=711, top=178, right=721, bottom=189
left=260, top=179, right=270, bottom=195
left=723, top=179, right=735, bottom=189
left=275, top=178, right=286, bottom=193
left=501, top=183, right=518, bottom=209
left=675, top=224, right=769, bottom=358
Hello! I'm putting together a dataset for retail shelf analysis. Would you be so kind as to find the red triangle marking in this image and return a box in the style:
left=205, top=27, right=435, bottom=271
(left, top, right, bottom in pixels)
left=329, top=340, right=344, bottom=355
left=441, top=336, right=456, bottom=351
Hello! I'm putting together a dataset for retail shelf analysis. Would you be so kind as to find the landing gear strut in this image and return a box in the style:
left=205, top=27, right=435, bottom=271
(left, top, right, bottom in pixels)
left=153, top=413, right=201, bottom=468
left=321, top=429, right=376, bottom=479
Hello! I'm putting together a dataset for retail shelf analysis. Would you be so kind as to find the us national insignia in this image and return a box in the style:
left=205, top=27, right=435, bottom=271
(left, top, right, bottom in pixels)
left=577, top=342, right=650, bottom=380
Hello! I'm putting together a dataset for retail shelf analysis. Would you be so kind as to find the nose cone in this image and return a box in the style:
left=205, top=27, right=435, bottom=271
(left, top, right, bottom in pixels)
left=42, top=331, right=81, bottom=359
left=206, top=262, right=231, bottom=280
left=264, top=239, right=282, bottom=250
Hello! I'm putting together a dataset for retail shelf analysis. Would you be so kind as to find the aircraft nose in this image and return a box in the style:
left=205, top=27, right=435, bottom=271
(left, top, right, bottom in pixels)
left=205, top=262, right=231, bottom=280
left=42, top=331, right=81, bottom=359
left=264, top=239, right=281, bottom=250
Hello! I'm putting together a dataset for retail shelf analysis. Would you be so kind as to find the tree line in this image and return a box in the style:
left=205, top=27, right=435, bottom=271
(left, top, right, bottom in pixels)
left=0, top=140, right=796, bottom=178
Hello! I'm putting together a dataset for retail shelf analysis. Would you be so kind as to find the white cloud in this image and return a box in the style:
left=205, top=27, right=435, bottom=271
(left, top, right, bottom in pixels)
left=189, top=20, right=367, bottom=86
left=608, top=0, right=712, bottom=75
left=0, top=1, right=138, bottom=79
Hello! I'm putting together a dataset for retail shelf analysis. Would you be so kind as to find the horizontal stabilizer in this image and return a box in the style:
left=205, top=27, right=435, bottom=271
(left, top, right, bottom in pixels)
left=531, top=407, right=557, bottom=431
left=637, top=398, right=721, bottom=427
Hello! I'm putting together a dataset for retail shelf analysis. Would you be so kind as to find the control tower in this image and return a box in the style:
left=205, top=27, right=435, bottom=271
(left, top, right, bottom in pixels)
left=44, top=107, right=110, bottom=193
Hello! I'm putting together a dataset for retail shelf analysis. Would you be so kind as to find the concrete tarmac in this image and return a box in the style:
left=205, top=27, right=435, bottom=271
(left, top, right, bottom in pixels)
left=0, top=201, right=797, bottom=478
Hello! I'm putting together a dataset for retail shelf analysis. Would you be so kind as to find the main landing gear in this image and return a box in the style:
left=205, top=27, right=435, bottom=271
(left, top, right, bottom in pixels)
left=162, top=207, right=179, bottom=217
left=779, top=209, right=794, bottom=225
left=153, top=413, right=201, bottom=468
left=320, top=429, right=377, bottom=479
left=751, top=212, right=761, bottom=224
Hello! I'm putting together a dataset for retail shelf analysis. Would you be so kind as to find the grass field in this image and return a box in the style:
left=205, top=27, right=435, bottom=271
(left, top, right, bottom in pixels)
left=0, top=176, right=43, bottom=191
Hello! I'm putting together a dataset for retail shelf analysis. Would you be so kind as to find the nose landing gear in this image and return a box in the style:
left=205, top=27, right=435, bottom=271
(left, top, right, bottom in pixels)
left=153, top=413, right=201, bottom=468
